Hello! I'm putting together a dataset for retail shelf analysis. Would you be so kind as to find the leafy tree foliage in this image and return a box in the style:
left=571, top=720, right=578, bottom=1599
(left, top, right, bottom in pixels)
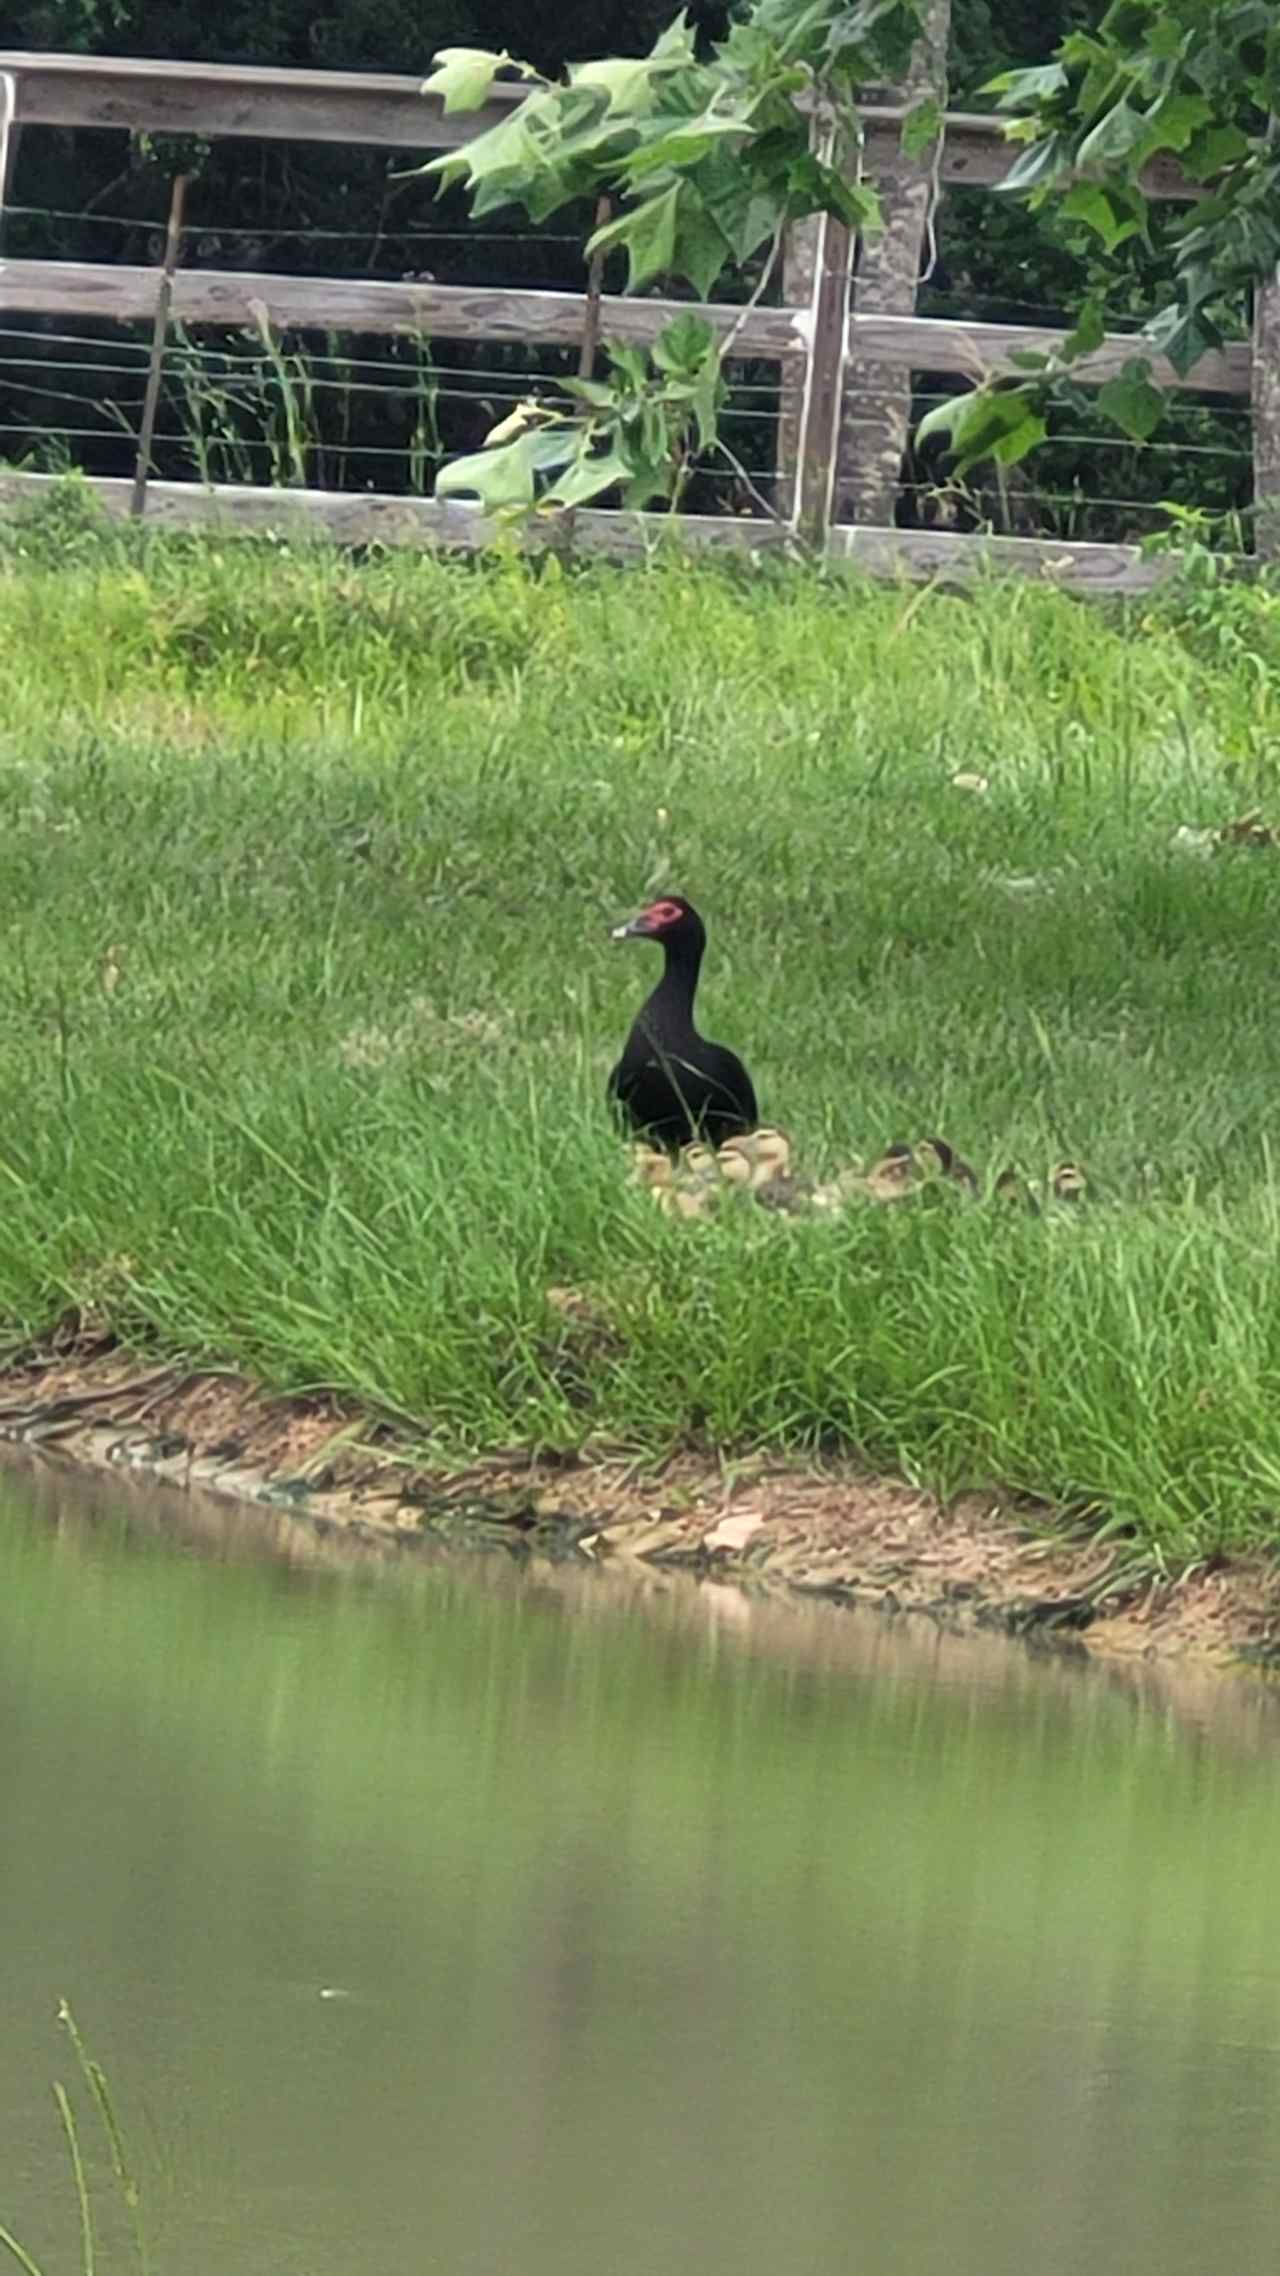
left=923, top=0, right=1277, bottom=473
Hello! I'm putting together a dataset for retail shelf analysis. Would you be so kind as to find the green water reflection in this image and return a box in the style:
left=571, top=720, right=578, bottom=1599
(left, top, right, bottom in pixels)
left=2, top=1464, right=1280, bottom=2276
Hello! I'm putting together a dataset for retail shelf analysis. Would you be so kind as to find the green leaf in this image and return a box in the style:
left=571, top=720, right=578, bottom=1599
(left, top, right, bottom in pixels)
left=639, top=394, right=667, bottom=468
left=670, top=195, right=735, bottom=297
left=1137, top=91, right=1212, bottom=157
left=914, top=394, right=965, bottom=448
left=622, top=115, right=752, bottom=179
left=996, top=134, right=1067, bottom=197
left=823, top=173, right=883, bottom=233
left=604, top=342, right=650, bottom=391
left=1182, top=124, right=1250, bottom=182
left=981, top=63, right=1067, bottom=110
left=424, top=108, right=538, bottom=196
left=900, top=97, right=942, bottom=161
left=568, top=58, right=662, bottom=114
left=1076, top=101, right=1148, bottom=172
left=694, top=143, right=781, bottom=264
left=544, top=444, right=635, bottom=510
left=650, top=11, right=697, bottom=63
left=989, top=412, right=1046, bottom=465
left=1140, top=14, right=1190, bottom=61
left=917, top=385, right=1046, bottom=472
left=622, top=463, right=672, bottom=510
left=689, top=359, right=724, bottom=452
left=436, top=427, right=576, bottom=513
left=1061, top=299, right=1106, bottom=359
left=1056, top=31, right=1107, bottom=72
left=558, top=376, right=619, bottom=408
left=783, top=150, right=881, bottom=232
left=587, top=183, right=681, bottom=291
left=1060, top=181, right=1140, bottom=253
left=421, top=47, right=510, bottom=115
left=1097, top=368, right=1165, bottom=441
left=566, top=13, right=697, bottom=112
left=649, top=313, right=716, bottom=374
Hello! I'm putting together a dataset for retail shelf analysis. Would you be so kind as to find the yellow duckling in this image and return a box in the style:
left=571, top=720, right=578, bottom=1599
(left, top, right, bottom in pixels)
left=626, top=1140, right=731, bottom=1220
left=669, top=1142, right=721, bottom=1218
left=628, top=1143, right=675, bottom=1195
left=715, top=1126, right=800, bottom=1208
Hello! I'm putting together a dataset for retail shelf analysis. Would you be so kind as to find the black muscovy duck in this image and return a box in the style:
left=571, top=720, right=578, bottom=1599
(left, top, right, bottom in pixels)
left=607, top=895, right=758, bottom=1153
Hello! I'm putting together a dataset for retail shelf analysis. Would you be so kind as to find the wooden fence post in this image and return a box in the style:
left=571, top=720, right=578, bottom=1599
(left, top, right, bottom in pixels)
left=130, top=171, right=189, bottom=518
left=1252, top=265, right=1280, bottom=563
left=839, top=0, right=951, bottom=527
left=775, top=214, right=820, bottom=521
left=0, top=70, right=19, bottom=221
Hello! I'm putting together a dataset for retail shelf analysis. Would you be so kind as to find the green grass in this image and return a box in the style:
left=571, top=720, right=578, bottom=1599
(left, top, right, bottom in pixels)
left=5, top=491, right=1280, bottom=1559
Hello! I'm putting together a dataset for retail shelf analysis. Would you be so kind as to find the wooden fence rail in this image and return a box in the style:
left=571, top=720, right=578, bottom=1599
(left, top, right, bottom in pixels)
left=0, top=47, right=1275, bottom=586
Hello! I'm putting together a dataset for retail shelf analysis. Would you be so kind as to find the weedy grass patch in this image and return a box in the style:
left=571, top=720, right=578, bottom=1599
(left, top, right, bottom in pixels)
left=3, top=503, right=1280, bottom=1557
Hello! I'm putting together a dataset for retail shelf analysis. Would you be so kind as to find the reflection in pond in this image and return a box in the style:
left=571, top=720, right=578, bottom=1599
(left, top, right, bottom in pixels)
left=2, top=1458, right=1280, bottom=2276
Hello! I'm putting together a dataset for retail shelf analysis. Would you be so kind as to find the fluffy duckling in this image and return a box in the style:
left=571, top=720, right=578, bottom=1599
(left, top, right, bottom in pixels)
left=628, top=1140, right=722, bottom=1219
left=714, top=1126, right=807, bottom=1211
left=810, top=1164, right=867, bottom=1214
left=715, top=1125, right=791, bottom=1188
left=741, top=1137, right=819, bottom=1216
left=915, top=1137, right=979, bottom=1194
left=670, top=1143, right=721, bottom=1218
left=859, top=1142, right=919, bottom=1204
left=993, top=1165, right=1039, bottom=1214
left=628, top=1143, right=675, bottom=1197
left=855, top=1137, right=978, bottom=1205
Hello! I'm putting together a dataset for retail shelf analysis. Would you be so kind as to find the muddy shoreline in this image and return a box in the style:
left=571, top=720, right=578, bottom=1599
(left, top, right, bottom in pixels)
left=2, top=1336, right=1278, bottom=1676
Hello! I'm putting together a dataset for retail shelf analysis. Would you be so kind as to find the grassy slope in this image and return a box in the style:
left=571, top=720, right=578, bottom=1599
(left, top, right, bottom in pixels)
left=4, top=513, right=1280, bottom=1556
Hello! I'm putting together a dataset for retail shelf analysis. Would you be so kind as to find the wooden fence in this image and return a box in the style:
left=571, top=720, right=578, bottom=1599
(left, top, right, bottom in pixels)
left=0, top=48, right=1275, bottom=590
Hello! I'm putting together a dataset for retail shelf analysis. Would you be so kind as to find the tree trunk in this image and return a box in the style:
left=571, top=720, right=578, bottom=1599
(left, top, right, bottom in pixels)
left=1252, top=264, right=1280, bottom=561
left=838, top=0, right=952, bottom=528
left=775, top=199, right=821, bottom=523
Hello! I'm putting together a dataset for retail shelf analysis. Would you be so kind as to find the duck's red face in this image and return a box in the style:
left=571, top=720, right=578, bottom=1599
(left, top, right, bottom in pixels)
left=611, top=896, right=692, bottom=941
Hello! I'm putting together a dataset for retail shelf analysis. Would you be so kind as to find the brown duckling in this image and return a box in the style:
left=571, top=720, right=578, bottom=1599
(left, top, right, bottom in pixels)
left=856, top=1137, right=978, bottom=1205
left=859, top=1143, right=919, bottom=1204
left=993, top=1165, right=1039, bottom=1214
left=915, top=1137, right=979, bottom=1194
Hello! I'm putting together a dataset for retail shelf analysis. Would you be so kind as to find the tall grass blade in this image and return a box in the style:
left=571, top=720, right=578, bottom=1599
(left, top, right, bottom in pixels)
left=52, top=2083, right=94, bottom=2276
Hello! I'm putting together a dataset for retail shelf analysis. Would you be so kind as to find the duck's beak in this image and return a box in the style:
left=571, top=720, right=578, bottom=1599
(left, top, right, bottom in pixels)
left=610, top=914, right=650, bottom=940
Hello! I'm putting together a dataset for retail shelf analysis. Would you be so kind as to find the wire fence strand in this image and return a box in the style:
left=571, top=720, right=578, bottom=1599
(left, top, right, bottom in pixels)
left=0, top=187, right=1257, bottom=539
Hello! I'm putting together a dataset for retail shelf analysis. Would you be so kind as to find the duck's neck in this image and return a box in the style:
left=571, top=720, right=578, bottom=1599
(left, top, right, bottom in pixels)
left=643, top=930, right=704, bottom=1039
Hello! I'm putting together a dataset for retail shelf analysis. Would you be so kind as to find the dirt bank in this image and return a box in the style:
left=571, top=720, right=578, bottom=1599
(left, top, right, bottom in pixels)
left=1, top=1334, right=1278, bottom=1674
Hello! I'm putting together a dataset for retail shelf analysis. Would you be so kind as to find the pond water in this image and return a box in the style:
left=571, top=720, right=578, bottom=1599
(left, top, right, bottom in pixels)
left=4, top=1460, right=1280, bottom=2276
